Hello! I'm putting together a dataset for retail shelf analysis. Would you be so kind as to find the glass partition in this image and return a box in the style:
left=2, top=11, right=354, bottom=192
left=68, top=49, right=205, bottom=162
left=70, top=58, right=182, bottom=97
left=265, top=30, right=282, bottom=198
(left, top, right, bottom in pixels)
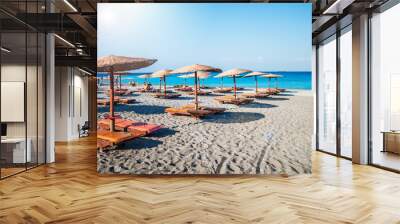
left=0, top=30, right=28, bottom=177
left=317, top=35, right=337, bottom=154
left=339, top=27, right=352, bottom=158
left=370, top=3, right=400, bottom=171
left=0, top=3, right=46, bottom=179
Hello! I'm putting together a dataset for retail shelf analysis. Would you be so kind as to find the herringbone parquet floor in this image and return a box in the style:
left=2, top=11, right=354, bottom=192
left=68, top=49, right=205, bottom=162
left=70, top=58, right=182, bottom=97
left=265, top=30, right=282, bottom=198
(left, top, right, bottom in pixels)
left=1, top=136, right=400, bottom=224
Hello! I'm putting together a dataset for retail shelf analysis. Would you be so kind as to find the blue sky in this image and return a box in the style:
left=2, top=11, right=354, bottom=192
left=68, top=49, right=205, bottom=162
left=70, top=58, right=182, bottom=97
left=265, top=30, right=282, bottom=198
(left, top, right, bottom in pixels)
left=98, top=3, right=311, bottom=72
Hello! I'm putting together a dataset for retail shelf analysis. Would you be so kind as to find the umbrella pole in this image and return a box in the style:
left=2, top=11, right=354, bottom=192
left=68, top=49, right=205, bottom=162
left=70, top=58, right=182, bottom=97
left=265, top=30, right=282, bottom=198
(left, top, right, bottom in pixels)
left=233, top=75, right=237, bottom=99
left=164, top=76, right=167, bottom=97
left=194, top=71, right=198, bottom=110
left=198, top=77, right=201, bottom=91
left=119, top=75, right=122, bottom=90
left=110, top=71, right=115, bottom=132
left=255, top=76, right=258, bottom=93
left=159, top=78, right=162, bottom=92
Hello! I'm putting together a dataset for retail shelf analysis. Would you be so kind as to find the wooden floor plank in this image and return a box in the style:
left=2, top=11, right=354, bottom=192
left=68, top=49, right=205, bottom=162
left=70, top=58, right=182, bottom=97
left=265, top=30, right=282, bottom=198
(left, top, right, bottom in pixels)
left=1, top=136, right=400, bottom=223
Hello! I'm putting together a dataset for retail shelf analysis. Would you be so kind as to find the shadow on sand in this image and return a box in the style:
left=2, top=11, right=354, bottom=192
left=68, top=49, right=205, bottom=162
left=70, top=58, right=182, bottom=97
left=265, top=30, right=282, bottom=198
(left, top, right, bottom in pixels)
left=277, top=93, right=295, bottom=97
left=262, top=97, right=290, bottom=101
left=98, top=104, right=168, bottom=115
left=149, top=127, right=177, bottom=138
left=204, top=112, right=265, bottom=124
left=239, top=102, right=278, bottom=109
left=170, top=96, right=194, bottom=100
left=117, top=138, right=164, bottom=150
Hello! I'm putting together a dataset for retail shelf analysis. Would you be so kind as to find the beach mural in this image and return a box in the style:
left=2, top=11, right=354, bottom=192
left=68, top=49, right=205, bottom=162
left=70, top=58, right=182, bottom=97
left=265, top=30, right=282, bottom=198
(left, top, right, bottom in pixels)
left=97, top=3, right=313, bottom=175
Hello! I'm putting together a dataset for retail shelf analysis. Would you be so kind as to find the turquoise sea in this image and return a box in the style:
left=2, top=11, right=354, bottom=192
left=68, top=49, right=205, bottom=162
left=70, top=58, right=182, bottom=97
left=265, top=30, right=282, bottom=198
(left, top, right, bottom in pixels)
left=97, top=71, right=311, bottom=90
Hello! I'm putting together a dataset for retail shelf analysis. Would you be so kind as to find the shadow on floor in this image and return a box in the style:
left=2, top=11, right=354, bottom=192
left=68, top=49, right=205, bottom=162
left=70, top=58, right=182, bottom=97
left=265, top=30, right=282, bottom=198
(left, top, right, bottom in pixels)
left=204, top=112, right=265, bottom=124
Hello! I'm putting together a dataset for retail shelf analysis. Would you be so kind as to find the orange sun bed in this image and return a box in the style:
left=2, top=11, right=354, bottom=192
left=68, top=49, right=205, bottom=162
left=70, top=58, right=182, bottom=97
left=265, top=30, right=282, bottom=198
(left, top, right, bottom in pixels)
left=153, top=93, right=181, bottom=99
left=213, top=88, right=232, bottom=93
left=97, top=130, right=137, bottom=145
left=214, top=96, right=254, bottom=105
left=175, top=86, right=193, bottom=92
left=181, top=104, right=226, bottom=114
left=98, top=118, right=162, bottom=135
left=165, top=107, right=215, bottom=118
left=241, top=92, right=270, bottom=98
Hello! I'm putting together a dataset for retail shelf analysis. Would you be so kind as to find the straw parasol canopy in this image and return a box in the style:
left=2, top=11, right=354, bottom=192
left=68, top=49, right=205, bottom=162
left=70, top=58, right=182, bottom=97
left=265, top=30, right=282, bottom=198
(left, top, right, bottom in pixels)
left=171, top=64, right=221, bottom=74
left=244, top=71, right=267, bottom=93
left=150, top=69, right=173, bottom=96
left=138, top=74, right=152, bottom=79
left=215, top=68, right=252, bottom=99
left=179, top=71, right=209, bottom=89
left=97, top=55, right=157, bottom=72
left=263, top=74, right=283, bottom=89
left=171, top=64, right=222, bottom=110
left=263, top=74, right=282, bottom=78
left=97, top=55, right=157, bottom=131
left=137, top=73, right=153, bottom=86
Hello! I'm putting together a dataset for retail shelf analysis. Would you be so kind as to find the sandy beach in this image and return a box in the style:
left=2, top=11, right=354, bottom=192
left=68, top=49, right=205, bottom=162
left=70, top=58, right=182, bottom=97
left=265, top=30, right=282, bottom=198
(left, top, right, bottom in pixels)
left=97, top=87, right=313, bottom=175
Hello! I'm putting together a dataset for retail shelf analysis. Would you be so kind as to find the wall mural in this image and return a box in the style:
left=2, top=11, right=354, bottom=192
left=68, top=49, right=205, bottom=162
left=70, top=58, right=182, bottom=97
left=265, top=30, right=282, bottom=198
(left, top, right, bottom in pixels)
left=97, top=3, right=313, bottom=175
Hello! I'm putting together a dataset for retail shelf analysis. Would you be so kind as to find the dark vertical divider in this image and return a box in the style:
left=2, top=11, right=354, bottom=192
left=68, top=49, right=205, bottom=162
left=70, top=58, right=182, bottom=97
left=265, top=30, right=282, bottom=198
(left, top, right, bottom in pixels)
left=336, top=29, right=341, bottom=157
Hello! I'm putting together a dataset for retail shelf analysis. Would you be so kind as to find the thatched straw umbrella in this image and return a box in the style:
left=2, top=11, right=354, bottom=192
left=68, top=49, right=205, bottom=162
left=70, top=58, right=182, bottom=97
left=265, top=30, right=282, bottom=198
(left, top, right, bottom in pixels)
left=178, top=74, right=190, bottom=86
left=138, top=73, right=152, bottom=85
left=243, top=71, right=267, bottom=93
left=97, top=55, right=157, bottom=131
left=150, top=69, right=173, bottom=97
left=179, top=71, right=209, bottom=91
left=171, top=64, right=222, bottom=110
left=215, top=68, right=252, bottom=99
left=98, top=71, right=128, bottom=90
left=263, top=74, right=283, bottom=90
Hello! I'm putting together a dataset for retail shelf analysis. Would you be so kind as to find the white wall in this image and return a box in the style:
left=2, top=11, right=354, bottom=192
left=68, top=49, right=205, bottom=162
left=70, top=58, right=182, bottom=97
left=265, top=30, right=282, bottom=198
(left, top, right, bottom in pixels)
left=54, top=67, right=89, bottom=141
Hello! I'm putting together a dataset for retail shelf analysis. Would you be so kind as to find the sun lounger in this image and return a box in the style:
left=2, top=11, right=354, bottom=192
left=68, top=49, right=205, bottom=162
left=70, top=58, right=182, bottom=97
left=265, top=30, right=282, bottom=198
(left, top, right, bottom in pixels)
left=98, top=118, right=131, bottom=131
left=97, top=130, right=140, bottom=145
left=97, top=99, right=110, bottom=106
left=213, top=88, right=232, bottom=93
left=165, top=107, right=215, bottom=118
left=241, top=92, right=270, bottom=98
left=118, top=97, right=136, bottom=104
left=187, top=90, right=211, bottom=96
left=175, top=86, right=193, bottom=92
left=138, top=88, right=158, bottom=93
left=214, top=95, right=254, bottom=105
left=97, top=139, right=113, bottom=149
left=105, top=89, right=129, bottom=96
left=98, top=118, right=162, bottom=136
left=259, top=88, right=280, bottom=95
left=181, top=104, right=226, bottom=114
left=127, top=122, right=163, bottom=135
left=153, top=93, right=181, bottom=99
left=97, top=96, right=132, bottom=106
